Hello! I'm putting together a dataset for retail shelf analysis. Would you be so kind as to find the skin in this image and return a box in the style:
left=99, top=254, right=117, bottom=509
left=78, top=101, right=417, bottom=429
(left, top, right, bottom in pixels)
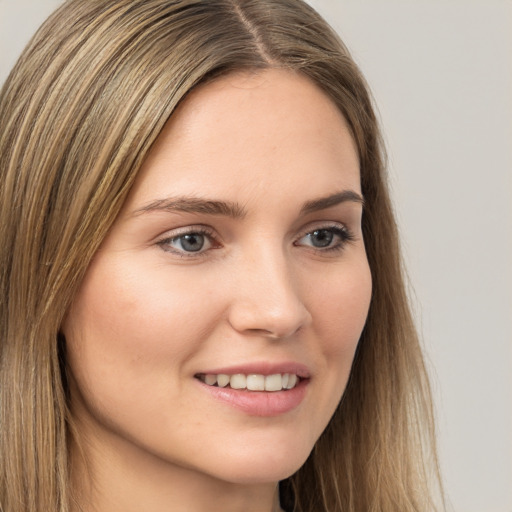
left=63, top=69, right=372, bottom=512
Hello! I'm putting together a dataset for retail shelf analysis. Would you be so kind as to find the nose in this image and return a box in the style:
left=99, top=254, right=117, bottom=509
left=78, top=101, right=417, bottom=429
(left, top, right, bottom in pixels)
left=227, top=248, right=312, bottom=339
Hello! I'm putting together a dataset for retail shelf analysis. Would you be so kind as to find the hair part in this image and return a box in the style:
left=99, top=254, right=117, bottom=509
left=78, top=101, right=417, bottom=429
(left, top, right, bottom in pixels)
left=0, top=1, right=444, bottom=511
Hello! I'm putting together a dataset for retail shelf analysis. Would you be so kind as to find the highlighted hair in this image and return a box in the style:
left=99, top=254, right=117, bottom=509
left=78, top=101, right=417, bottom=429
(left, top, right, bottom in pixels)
left=0, top=1, right=444, bottom=510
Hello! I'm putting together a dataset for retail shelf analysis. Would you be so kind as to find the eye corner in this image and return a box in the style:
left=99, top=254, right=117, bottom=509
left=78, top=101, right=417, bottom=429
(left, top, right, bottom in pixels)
left=155, top=225, right=221, bottom=258
left=294, top=223, right=356, bottom=254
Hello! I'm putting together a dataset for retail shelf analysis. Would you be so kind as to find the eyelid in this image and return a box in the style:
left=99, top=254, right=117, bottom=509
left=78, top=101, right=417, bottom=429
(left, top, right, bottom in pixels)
left=155, top=225, right=219, bottom=256
left=294, top=221, right=350, bottom=239
left=293, top=222, right=356, bottom=252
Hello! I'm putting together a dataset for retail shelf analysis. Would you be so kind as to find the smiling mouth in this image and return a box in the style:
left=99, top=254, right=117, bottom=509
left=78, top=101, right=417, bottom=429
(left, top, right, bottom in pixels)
left=195, top=373, right=301, bottom=392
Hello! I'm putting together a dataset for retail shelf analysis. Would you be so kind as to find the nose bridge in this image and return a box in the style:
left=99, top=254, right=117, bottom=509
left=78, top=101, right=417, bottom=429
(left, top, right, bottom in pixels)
left=227, top=242, right=311, bottom=338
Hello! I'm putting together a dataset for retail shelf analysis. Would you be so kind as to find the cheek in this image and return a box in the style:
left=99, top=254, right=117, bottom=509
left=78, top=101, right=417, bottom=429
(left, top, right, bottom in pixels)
left=308, top=257, right=372, bottom=394
left=62, top=256, right=220, bottom=407
left=313, top=257, right=372, bottom=345
left=66, top=256, right=213, bottom=350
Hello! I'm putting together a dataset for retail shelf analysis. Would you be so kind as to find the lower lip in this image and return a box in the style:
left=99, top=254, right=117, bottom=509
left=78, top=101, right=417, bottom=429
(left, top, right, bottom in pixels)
left=196, top=379, right=308, bottom=417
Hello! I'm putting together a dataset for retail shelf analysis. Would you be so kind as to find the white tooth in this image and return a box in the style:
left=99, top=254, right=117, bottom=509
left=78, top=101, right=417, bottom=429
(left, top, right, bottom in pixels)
left=204, top=374, right=217, bottom=386
left=281, top=373, right=289, bottom=388
left=230, top=374, right=247, bottom=389
left=247, top=374, right=265, bottom=391
left=285, top=374, right=298, bottom=389
left=217, top=374, right=230, bottom=387
left=265, top=374, right=283, bottom=391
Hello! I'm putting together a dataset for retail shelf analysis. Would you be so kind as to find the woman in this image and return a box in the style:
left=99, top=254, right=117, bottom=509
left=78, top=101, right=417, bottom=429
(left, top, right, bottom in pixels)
left=0, top=0, right=444, bottom=511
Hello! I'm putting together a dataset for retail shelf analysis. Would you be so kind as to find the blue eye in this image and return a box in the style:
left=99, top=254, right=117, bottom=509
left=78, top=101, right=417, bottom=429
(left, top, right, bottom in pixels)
left=173, top=233, right=207, bottom=252
left=306, top=229, right=335, bottom=248
left=296, top=226, right=353, bottom=251
left=158, top=230, right=214, bottom=255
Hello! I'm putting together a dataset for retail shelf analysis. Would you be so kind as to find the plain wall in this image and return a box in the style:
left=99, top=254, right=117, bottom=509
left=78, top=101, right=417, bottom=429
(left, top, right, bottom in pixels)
left=1, top=1, right=511, bottom=511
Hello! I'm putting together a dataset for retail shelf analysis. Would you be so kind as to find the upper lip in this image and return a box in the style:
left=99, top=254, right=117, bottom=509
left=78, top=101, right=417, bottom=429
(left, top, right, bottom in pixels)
left=196, top=361, right=311, bottom=379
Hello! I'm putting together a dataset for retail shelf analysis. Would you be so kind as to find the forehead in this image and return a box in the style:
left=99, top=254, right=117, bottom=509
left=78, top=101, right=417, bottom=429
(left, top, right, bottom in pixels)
left=126, top=68, right=360, bottom=208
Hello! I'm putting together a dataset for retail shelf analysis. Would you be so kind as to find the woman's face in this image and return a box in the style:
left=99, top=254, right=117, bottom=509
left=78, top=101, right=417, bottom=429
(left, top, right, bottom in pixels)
left=63, top=69, right=372, bottom=486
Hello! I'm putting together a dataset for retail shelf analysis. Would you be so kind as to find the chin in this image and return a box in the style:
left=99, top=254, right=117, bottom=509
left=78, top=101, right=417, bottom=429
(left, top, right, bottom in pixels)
left=198, top=441, right=312, bottom=485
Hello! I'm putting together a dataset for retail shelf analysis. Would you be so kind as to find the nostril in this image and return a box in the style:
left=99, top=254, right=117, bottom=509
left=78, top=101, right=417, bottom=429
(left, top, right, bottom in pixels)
left=246, top=327, right=282, bottom=338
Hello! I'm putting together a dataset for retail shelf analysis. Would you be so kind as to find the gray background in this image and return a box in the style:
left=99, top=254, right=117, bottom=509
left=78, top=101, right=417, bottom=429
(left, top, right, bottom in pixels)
left=1, top=1, right=511, bottom=511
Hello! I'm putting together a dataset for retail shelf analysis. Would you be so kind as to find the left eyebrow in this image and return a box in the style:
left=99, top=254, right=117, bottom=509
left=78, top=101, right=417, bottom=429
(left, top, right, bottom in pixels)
left=300, top=190, right=364, bottom=215
left=131, top=196, right=247, bottom=218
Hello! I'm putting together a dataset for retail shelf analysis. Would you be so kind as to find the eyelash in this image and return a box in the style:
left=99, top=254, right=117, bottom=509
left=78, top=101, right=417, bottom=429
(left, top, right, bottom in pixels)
left=156, top=224, right=355, bottom=258
left=157, top=226, right=217, bottom=258
left=294, top=225, right=356, bottom=253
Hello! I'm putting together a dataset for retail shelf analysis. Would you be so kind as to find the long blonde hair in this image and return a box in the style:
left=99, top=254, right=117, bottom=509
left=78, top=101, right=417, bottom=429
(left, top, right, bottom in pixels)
left=0, top=1, right=443, bottom=510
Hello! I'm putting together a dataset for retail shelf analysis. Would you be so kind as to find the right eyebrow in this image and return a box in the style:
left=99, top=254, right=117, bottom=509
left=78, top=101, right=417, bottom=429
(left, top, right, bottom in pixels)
left=300, top=190, right=365, bottom=215
left=131, top=196, right=247, bottom=219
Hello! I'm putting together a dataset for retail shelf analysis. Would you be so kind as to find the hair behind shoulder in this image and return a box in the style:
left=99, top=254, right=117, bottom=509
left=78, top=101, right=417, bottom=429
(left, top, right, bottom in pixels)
left=0, top=1, right=444, bottom=510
